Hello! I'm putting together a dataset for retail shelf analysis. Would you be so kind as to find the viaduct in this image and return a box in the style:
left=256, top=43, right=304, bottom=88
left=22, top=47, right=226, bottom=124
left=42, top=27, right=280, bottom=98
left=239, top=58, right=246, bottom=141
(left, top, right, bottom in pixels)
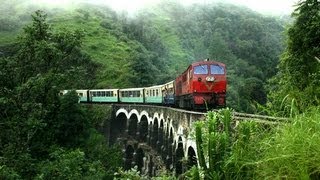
left=109, top=104, right=205, bottom=176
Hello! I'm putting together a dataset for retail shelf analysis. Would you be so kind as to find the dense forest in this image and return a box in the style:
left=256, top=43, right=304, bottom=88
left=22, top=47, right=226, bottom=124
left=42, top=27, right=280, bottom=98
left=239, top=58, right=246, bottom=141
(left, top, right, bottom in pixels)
left=0, top=0, right=319, bottom=179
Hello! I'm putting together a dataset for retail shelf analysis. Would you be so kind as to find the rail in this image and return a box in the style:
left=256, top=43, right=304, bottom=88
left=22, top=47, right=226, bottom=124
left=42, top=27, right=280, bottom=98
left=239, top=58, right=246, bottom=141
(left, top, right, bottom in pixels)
left=232, top=112, right=288, bottom=124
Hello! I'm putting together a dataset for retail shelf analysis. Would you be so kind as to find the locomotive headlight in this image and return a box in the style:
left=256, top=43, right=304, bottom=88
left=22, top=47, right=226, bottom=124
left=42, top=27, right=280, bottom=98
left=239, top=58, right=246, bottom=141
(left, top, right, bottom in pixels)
left=198, top=77, right=202, bottom=82
left=206, top=76, right=215, bottom=82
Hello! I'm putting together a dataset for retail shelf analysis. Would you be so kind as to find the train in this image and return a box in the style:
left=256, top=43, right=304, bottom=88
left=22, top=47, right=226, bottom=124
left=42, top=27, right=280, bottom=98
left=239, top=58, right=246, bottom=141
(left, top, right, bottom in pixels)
left=60, top=59, right=227, bottom=110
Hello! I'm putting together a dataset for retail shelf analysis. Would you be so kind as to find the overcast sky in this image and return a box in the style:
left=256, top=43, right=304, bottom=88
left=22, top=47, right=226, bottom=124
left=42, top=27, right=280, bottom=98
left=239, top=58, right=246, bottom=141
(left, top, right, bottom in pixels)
left=33, top=0, right=300, bottom=15
left=94, top=0, right=300, bottom=15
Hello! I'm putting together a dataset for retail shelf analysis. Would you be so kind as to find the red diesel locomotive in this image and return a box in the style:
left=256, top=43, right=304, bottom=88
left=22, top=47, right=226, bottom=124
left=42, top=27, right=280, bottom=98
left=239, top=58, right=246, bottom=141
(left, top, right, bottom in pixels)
left=174, top=59, right=227, bottom=109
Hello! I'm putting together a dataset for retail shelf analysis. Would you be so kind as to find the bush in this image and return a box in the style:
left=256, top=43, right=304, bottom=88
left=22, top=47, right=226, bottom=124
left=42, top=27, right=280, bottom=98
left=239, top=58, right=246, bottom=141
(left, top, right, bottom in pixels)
left=36, top=148, right=106, bottom=180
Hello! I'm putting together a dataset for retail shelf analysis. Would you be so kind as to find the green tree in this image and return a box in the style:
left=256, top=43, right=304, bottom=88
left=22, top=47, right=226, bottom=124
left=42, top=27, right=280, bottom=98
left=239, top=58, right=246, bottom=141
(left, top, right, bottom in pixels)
left=0, top=11, right=111, bottom=178
left=269, top=0, right=320, bottom=114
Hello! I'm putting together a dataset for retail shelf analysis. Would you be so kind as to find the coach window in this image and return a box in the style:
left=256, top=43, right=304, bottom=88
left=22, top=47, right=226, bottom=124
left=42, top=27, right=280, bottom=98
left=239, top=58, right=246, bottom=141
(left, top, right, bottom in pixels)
left=111, top=91, right=114, bottom=97
left=156, top=89, right=159, bottom=96
left=92, top=92, right=97, bottom=97
left=137, top=91, right=140, bottom=97
left=79, top=93, right=83, bottom=97
left=101, top=91, right=106, bottom=97
left=194, top=65, right=208, bottom=74
left=210, top=65, right=224, bottom=75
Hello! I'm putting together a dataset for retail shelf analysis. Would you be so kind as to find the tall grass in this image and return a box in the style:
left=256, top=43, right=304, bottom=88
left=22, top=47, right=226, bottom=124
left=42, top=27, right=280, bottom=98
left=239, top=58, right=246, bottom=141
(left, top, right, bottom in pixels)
left=189, top=108, right=272, bottom=179
left=256, top=107, right=320, bottom=179
left=224, top=120, right=273, bottom=179
left=185, top=107, right=320, bottom=179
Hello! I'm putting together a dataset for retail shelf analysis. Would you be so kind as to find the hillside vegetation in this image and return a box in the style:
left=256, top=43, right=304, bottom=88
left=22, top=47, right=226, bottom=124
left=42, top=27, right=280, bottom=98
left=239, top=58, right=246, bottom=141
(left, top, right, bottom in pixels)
left=0, top=11, right=121, bottom=178
left=0, top=0, right=287, bottom=112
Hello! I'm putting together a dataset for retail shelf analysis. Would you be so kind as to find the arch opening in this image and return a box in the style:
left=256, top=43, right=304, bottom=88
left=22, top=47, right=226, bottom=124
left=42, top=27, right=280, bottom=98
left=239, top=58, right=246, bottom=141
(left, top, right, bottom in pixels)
left=128, top=114, right=138, bottom=137
left=152, top=118, right=159, bottom=148
left=175, top=141, right=184, bottom=176
left=158, top=119, right=164, bottom=151
left=110, top=112, right=127, bottom=144
left=139, top=115, right=148, bottom=142
left=164, top=127, right=174, bottom=170
left=187, top=146, right=197, bottom=169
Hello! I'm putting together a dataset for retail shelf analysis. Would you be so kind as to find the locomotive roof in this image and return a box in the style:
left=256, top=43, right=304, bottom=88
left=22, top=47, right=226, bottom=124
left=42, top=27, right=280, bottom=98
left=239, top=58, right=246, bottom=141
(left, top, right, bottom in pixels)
left=90, top=89, right=118, bottom=91
left=177, top=59, right=226, bottom=76
left=191, top=59, right=225, bottom=67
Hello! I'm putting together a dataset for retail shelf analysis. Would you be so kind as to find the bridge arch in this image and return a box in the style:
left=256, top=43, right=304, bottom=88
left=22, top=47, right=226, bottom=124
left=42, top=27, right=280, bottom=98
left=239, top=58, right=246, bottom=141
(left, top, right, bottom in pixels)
left=116, top=108, right=129, bottom=118
left=139, top=110, right=150, bottom=120
left=111, top=111, right=128, bottom=144
left=175, top=137, right=184, bottom=175
left=128, top=109, right=139, bottom=120
left=187, top=146, right=197, bottom=169
left=175, top=125, right=187, bottom=152
left=139, top=115, right=149, bottom=142
left=128, top=113, right=138, bottom=137
left=152, top=117, right=159, bottom=148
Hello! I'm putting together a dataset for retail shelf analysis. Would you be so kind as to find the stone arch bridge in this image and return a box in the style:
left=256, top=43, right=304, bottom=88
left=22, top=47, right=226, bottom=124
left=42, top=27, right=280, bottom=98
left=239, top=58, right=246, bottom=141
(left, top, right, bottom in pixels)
left=109, top=104, right=206, bottom=176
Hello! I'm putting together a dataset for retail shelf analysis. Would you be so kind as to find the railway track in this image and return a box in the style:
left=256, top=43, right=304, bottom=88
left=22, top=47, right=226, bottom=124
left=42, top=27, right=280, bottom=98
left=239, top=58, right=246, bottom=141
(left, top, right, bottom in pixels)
left=232, top=111, right=288, bottom=124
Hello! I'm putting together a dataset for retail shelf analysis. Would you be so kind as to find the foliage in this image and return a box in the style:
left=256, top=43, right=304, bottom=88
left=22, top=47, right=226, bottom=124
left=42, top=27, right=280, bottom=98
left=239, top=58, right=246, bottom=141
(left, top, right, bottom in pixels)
left=193, top=109, right=233, bottom=179
left=0, top=11, right=120, bottom=179
left=36, top=148, right=105, bottom=180
left=268, top=0, right=320, bottom=115
left=188, top=108, right=271, bottom=179
left=188, top=107, right=320, bottom=179
left=114, top=167, right=148, bottom=180
left=256, top=107, right=320, bottom=179
left=115, top=166, right=177, bottom=180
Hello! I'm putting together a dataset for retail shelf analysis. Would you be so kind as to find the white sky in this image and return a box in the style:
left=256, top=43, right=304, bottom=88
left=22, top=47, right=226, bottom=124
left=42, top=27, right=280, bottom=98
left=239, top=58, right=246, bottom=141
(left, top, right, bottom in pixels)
left=32, top=0, right=300, bottom=15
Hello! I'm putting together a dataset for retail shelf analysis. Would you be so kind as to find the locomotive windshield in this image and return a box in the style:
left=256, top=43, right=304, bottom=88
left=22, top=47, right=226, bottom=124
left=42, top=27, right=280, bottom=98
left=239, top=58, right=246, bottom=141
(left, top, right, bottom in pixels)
left=210, top=65, right=224, bottom=75
left=194, top=65, right=208, bottom=74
